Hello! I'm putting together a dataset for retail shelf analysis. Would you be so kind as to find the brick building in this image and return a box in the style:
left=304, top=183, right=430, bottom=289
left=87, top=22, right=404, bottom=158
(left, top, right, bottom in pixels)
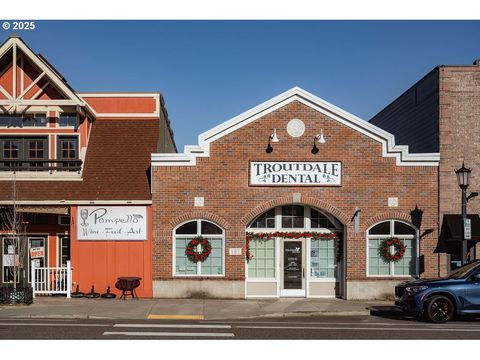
left=0, top=35, right=175, bottom=298
left=371, top=60, right=480, bottom=276
left=151, top=87, right=440, bottom=300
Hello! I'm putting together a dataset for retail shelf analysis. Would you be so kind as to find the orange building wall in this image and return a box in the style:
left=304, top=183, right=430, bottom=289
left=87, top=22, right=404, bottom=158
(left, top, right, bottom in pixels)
left=70, top=206, right=153, bottom=298
left=0, top=65, right=13, bottom=96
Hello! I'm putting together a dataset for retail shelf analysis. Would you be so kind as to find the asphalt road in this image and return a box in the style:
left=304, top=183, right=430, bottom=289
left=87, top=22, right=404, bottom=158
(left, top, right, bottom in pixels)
left=1, top=314, right=480, bottom=339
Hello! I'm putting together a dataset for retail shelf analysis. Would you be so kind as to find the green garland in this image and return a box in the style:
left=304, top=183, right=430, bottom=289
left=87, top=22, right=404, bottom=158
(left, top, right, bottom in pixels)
left=245, top=231, right=339, bottom=263
left=377, top=238, right=406, bottom=263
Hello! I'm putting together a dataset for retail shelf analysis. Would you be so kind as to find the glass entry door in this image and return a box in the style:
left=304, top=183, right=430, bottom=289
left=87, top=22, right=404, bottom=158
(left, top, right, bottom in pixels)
left=281, top=239, right=305, bottom=297
left=28, top=237, right=47, bottom=283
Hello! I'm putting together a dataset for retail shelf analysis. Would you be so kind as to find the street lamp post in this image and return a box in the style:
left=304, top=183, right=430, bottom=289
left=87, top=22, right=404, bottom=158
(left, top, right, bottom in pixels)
left=455, top=162, right=478, bottom=264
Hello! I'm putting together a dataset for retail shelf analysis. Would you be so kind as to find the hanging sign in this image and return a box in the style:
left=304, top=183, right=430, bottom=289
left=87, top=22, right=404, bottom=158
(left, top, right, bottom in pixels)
left=250, top=161, right=341, bottom=186
left=30, top=247, right=45, bottom=259
left=3, top=254, right=19, bottom=266
left=464, top=218, right=472, bottom=240
left=77, top=206, right=148, bottom=241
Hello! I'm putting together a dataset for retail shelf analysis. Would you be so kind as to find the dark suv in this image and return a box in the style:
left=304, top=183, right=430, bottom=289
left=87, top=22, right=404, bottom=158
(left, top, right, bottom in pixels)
left=395, top=260, right=480, bottom=323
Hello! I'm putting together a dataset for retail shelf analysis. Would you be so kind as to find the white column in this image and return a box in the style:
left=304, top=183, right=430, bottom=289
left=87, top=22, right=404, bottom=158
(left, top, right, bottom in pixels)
left=31, top=260, right=36, bottom=299
left=66, top=261, right=71, bottom=299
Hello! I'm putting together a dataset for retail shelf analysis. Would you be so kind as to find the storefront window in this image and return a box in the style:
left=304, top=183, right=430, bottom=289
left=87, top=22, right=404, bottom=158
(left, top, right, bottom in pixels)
left=2, top=237, right=20, bottom=283
left=249, top=208, right=275, bottom=229
left=311, top=208, right=336, bottom=229
left=310, top=238, right=336, bottom=278
left=174, top=220, right=224, bottom=276
left=367, top=220, right=417, bottom=277
left=28, top=237, right=46, bottom=282
left=247, top=205, right=342, bottom=280
left=248, top=240, right=276, bottom=278
left=281, top=205, right=304, bottom=228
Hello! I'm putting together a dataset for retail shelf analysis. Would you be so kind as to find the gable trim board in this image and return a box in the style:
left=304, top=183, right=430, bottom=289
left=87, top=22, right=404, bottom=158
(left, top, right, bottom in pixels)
left=0, top=36, right=84, bottom=105
left=0, top=200, right=152, bottom=205
left=151, top=87, right=440, bottom=167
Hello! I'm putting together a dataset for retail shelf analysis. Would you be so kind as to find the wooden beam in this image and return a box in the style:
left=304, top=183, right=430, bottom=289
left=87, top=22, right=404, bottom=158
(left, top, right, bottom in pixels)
left=12, top=43, right=16, bottom=100
left=0, top=99, right=81, bottom=106
left=30, top=81, right=50, bottom=100
left=0, top=42, right=13, bottom=61
left=18, top=71, right=46, bottom=100
left=0, top=85, right=12, bottom=100
left=13, top=38, right=84, bottom=105
left=19, top=54, right=24, bottom=95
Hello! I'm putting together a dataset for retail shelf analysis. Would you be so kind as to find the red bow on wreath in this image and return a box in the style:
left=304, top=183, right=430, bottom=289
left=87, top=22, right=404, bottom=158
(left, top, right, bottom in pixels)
left=185, top=236, right=212, bottom=263
left=378, top=238, right=406, bottom=263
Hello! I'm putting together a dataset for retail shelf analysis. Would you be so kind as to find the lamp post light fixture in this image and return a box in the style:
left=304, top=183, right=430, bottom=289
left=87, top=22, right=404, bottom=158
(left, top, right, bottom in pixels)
left=455, top=162, right=478, bottom=264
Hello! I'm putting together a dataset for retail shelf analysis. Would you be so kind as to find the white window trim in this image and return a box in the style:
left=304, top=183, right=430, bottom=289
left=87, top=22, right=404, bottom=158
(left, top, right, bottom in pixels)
left=172, top=219, right=225, bottom=277
left=56, top=233, right=70, bottom=268
left=1, top=235, right=19, bottom=284
left=57, top=112, right=79, bottom=128
left=0, top=113, right=48, bottom=129
left=366, top=220, right=419, bottom=278
left=246, top=205, right=343, bottom=283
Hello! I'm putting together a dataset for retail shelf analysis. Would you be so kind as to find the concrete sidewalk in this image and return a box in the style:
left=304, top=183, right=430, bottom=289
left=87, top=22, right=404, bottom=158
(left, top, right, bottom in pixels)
left=0, top=297, right=393, bottom=320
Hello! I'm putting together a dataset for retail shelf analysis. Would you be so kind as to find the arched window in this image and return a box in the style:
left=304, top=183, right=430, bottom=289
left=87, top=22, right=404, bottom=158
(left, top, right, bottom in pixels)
left=367, top=220, right=418, bottom=277
left=247, top=205, right=342, bottom=279
left=174, top=220, right=224, bottom=276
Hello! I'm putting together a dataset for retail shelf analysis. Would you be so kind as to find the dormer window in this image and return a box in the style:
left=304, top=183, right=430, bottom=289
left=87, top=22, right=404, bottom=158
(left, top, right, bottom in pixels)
left=23, top=113, right=48, bottom=127
left=0, top=137, right=48, bottom=170
left=58, top=113, right=78, bottom=127
left=57, top=136, right=79, bottom=170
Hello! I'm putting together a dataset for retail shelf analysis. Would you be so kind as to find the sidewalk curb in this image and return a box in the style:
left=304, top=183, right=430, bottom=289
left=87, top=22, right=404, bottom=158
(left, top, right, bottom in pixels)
left=0, top=310, right=371, bottom=321
left=203, top=310, right=371, bottom=320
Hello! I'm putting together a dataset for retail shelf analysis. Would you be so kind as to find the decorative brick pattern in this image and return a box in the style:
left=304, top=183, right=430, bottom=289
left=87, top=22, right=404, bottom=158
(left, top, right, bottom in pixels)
left=152, top=100, right=439, bottom=285
left=438, top=65, right=480, bottom=276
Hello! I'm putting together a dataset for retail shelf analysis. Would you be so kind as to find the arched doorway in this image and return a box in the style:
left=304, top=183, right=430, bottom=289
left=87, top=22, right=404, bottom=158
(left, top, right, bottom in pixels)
left=246, top=204, right=344, bottom=298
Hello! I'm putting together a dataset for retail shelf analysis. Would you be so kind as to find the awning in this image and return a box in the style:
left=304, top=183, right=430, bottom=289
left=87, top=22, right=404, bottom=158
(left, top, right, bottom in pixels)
left=440, top=214, right=480, bottom=242
left=17, top=206, right=70, bottom=215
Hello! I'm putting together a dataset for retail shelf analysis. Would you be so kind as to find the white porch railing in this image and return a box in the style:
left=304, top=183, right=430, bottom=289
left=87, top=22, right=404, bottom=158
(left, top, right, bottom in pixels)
left=31, top=260, right=72, bottom=299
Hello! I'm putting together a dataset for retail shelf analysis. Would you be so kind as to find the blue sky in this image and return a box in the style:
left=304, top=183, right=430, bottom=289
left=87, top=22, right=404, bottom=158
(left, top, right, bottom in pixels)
left=3, top=20, right=480, bottom=150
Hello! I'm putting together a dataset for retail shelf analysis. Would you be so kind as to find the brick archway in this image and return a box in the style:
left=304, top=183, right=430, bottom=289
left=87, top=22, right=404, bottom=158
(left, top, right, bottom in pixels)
left=364, top=210, right=415, bottom=230
left=169, top=210, right=230, bottom=230
left=241, top=194, right=350, bottom=226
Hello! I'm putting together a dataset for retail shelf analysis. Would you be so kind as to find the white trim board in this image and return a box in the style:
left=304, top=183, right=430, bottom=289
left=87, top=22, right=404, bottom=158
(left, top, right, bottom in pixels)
left=0, top=37, right=84, bottom=106
left=151, top=87, right=440, bottom=167
left=0, top=200, right=152, bottom=205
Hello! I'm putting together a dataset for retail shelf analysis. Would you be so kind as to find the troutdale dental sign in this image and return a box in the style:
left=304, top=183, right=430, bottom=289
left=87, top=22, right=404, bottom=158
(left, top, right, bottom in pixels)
left=77, top=206, right=147, bottom=240
left=250, top=161, right=341, bottom=186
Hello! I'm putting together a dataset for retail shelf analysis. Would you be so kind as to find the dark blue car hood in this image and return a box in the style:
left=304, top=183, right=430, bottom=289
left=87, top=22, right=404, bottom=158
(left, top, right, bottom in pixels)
left=397, top=278, right=462, bottom=287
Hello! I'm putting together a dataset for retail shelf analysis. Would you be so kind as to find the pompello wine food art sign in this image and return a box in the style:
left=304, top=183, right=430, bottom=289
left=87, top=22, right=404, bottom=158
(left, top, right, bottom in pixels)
left=77, top=206, right=147, bottom=240
left=250, top=162, right=341, bottom=186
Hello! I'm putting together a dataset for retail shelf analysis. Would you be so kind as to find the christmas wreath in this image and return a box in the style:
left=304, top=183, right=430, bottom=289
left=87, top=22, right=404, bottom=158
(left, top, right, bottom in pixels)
left=378, top=238, right=406, bottom=263
left=186, top=236, right=212, bottom=263
left=245, top=231, right=338, bottom=262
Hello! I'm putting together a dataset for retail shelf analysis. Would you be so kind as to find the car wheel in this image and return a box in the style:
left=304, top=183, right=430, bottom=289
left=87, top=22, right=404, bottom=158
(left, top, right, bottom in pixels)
left=425, top=295, right=455, bottom=323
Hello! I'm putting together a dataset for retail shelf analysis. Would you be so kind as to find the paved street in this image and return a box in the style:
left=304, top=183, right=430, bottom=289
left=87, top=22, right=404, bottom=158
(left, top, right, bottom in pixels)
left=1, top=315, right=480, bottom=339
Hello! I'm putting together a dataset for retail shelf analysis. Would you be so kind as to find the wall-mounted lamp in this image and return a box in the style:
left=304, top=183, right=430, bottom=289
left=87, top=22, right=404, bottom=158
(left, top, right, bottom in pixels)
left=266, top=128, right=279, bottom=153
left=311, top=129, right=326, bottom=154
